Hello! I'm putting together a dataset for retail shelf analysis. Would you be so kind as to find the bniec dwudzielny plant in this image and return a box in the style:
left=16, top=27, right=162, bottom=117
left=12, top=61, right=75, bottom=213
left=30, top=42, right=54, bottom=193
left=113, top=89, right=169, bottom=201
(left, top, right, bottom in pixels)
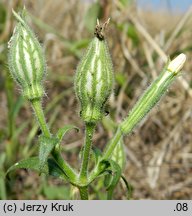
left=6, top=9, right=186, bottom=200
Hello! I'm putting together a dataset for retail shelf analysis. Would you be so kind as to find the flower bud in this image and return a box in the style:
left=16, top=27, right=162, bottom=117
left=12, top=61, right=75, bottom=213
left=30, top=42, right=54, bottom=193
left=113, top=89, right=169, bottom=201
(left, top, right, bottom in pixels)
left=8, top=9, right=46, bottom=100
left=167, top=53, right=186, bottom=74
left=120, top=53, right=186, bottom=134
left=75, top=19, right=114, bottom=123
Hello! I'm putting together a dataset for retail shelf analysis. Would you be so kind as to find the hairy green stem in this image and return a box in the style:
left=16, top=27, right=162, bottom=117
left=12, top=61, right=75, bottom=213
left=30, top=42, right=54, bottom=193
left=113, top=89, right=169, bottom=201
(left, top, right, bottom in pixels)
left=79, top=186, right=89, bottom=200
left=31, top=99, right=50, bottom=137
left=78, top=123, right=95, bottom=200
left=102, top=127, right=122, bottom=160
left=79, top=123, right=95, bottom=183
left=31, top=99, right=77, bottom=181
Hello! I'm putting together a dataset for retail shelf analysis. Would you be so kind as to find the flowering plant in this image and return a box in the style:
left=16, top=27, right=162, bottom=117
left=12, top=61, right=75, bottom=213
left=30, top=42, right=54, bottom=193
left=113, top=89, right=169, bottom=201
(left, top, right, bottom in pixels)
left=7, top=9, right=186, bottom=200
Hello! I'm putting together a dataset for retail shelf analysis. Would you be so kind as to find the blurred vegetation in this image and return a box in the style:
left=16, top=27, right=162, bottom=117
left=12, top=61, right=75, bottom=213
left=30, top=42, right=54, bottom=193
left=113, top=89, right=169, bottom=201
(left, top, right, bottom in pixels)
left=0, top=0, right=192, bottom=199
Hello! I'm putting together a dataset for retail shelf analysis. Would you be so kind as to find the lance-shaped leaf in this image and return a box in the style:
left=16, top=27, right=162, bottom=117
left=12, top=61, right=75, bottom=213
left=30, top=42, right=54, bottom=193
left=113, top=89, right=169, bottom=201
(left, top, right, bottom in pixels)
left=92, top=146, right=102, bottom=165
left=39, top=136, right=58, bottom=172
left=6, top=157, right=67, bottom=180
left=104, top=160, right=122, bottom=200
left=56, top=125, right=79, bottom=143
left=111, top=138, right=126, bottom=171
left=120, top=175, right=133, bottom=200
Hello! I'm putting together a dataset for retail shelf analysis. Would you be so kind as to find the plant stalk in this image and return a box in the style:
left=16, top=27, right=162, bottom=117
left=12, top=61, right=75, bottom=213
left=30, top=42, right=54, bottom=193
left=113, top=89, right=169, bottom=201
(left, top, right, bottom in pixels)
left=31, top=99, right=77, bottom=181
left=79, top=186, right=89, bottom=200
left=31, top=99, right=50, bottom=137
left=79, top=123, right=95, bottom=183
left=102, top=127, right=122, bottom=160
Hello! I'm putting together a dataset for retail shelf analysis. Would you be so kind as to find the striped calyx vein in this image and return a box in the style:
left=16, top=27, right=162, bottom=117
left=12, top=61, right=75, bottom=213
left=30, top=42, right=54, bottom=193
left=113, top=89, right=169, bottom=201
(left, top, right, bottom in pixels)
left=8, top=10, right=46, bottom=100
left=75, top=20, right=113, bottom=123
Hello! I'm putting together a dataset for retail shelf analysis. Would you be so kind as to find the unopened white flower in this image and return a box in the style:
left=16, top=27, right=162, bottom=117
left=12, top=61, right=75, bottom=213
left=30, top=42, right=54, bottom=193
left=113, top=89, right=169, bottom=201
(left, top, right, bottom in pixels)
left=167, top=53, right=186, bottom=74
left=120, top=53, right=186, bottom=134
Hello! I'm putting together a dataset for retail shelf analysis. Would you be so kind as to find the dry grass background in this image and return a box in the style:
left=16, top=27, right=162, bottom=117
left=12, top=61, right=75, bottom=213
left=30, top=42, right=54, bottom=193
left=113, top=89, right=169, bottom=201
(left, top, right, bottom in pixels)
left=0, top=0, right=192, bottom=199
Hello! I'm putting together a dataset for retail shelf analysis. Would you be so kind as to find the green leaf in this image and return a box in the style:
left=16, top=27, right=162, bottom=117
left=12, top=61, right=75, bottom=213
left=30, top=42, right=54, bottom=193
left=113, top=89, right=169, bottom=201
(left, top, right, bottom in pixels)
left=6, top=157, right=47, bottom=175
left=97, top=159, right=111, bottom=175
left=39, top=136, right=58, bottom=172
left=92, top=146, right=102, bottom=165
left=121, top=175, right=133, bottom=200
left=6, top=157, right=67, bottom=180
left=89, top=159, right=110, bottom=183
left=104, top=160, right=122, bottom=199
left=111, top=138, right=126, bottom=170
left=56, top=125, right=79, bottom=143
left=86, top=146, right=102, bottom=170
left=46, top=158, right=67, bottom=180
